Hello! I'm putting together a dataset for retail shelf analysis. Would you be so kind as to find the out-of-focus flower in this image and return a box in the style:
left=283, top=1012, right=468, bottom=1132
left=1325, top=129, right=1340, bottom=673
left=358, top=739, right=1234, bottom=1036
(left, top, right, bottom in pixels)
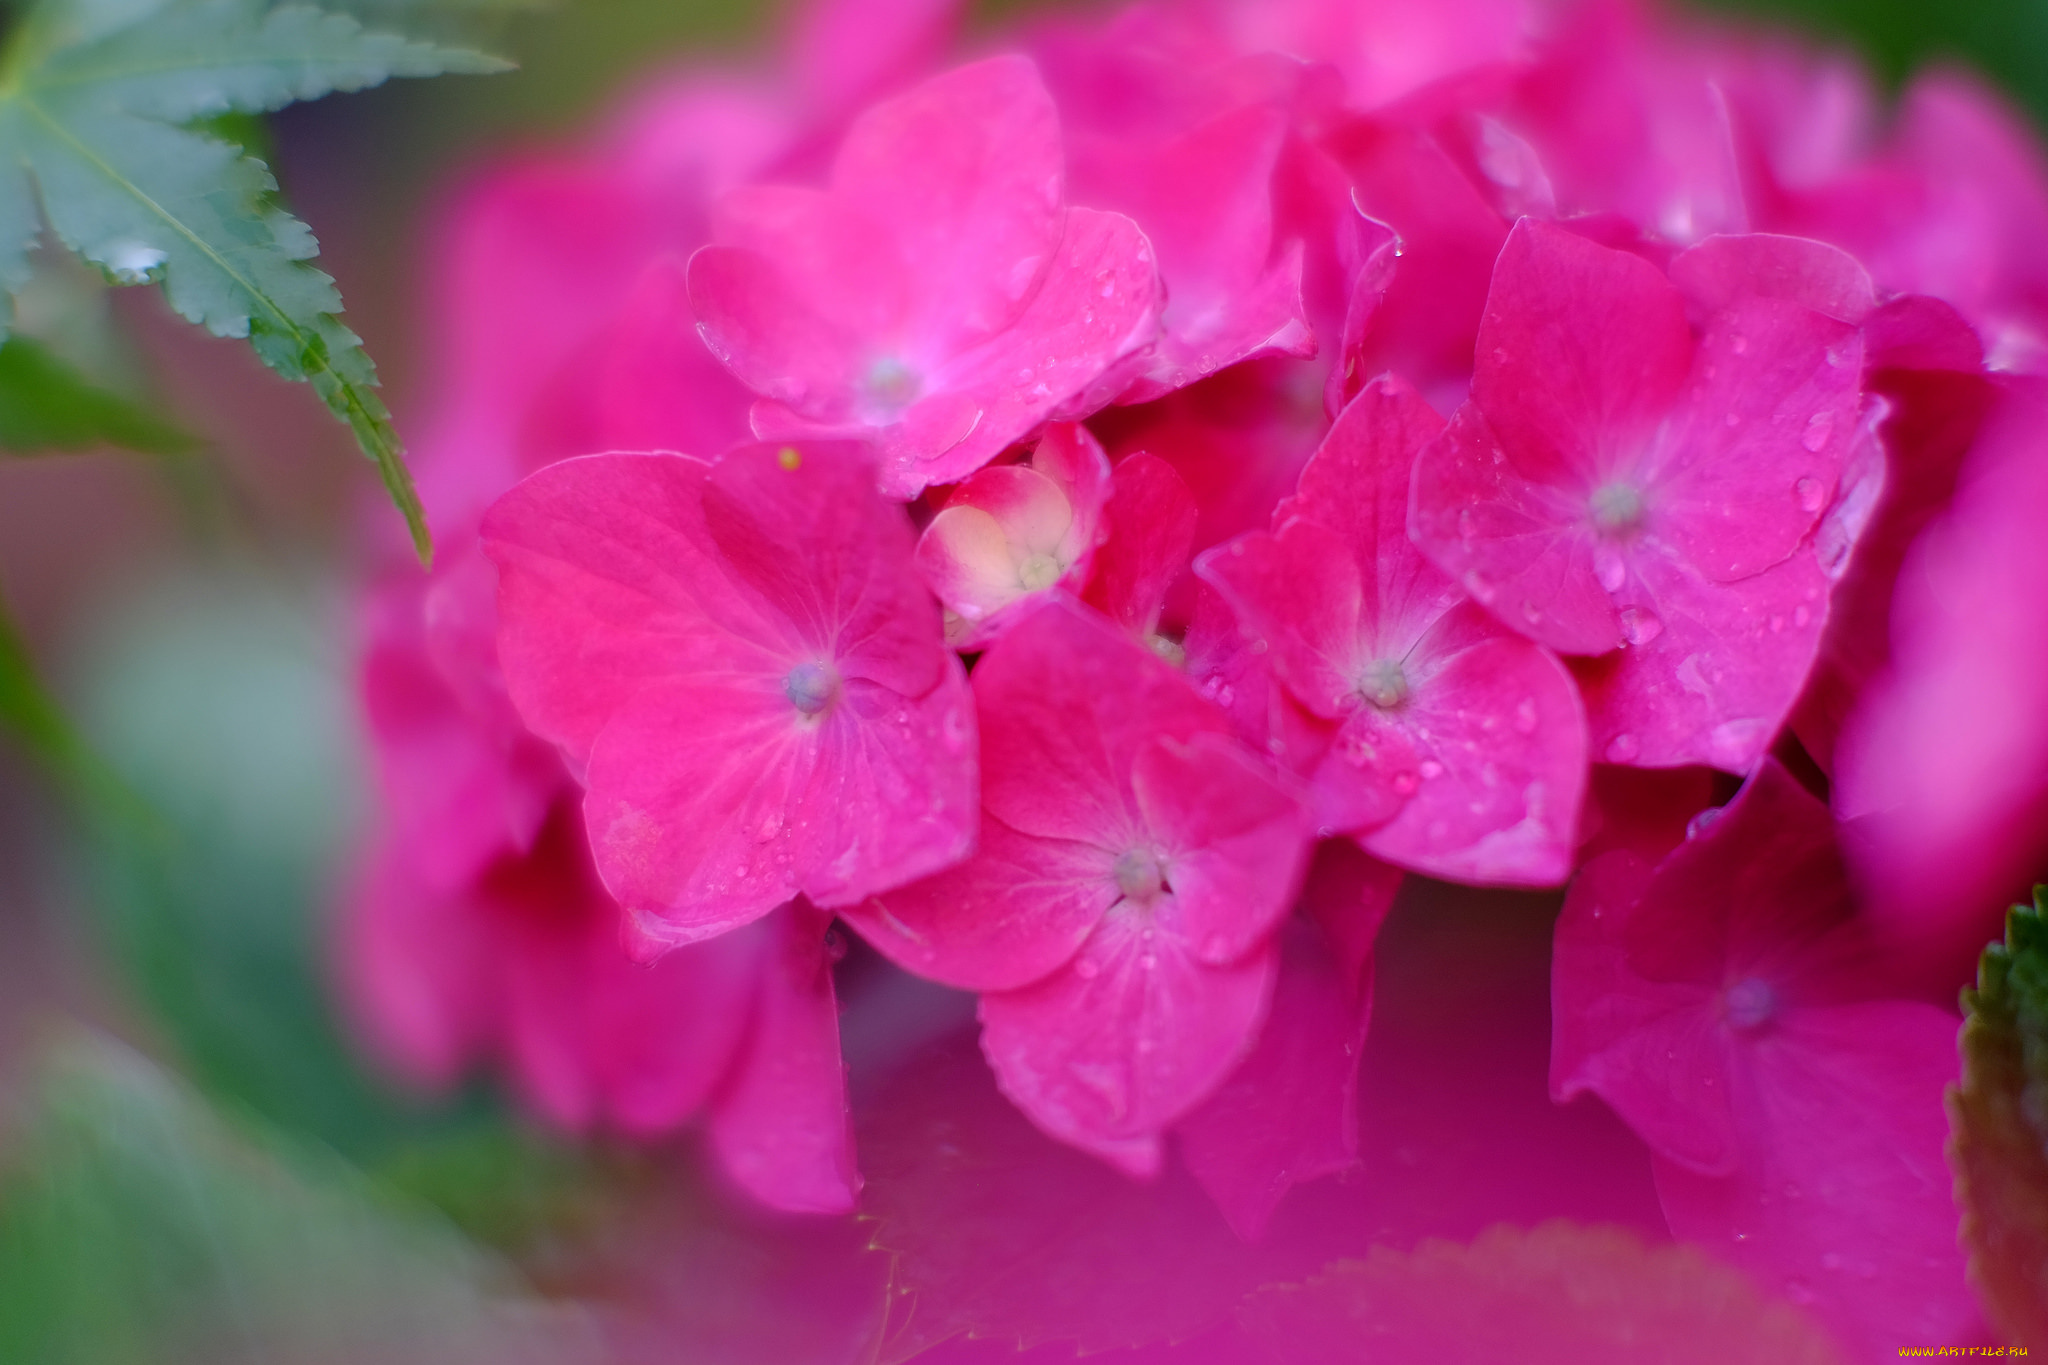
left=1552, top=759, right=1977, bottom=1357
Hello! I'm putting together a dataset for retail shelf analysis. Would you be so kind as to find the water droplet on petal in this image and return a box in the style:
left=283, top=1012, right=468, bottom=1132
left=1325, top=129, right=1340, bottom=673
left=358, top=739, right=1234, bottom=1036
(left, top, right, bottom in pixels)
left=1463, top=570, right=1496, bottom=603
left=1075, top=958, right=1100, bottom=980
left=1793, top=604, right=1811, bottom=628
left=1514, top=697, right=1539, bottom=734
left=1686, top=806, right=1723, bottom=840
left=1605, top=732, right=1641, bottom=762
left=1794, top=475, right=1826, bottom=511
left=1802, top=413, right=1834, bottom=454
left=1520, top=600, right=1544, bottom=626
left=1594, top=547, right=1627, bottom=593
left=1457, top=508, right=1476, bottom=541
left=1619, top=607, right=1663, bottom=646
left=1391, top=770, right=1420, bottom=795
left=1418, top=760, right=1445, bottom=779
left=1731, top=334, right=1748, bottom=354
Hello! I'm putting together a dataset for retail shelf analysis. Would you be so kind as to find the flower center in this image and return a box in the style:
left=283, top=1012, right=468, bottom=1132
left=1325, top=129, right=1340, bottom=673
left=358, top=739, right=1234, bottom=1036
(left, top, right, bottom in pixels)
left=1113, top=848, right=1166, bottom=904
left=783, top=661, right=840, bottom=717
left=1358, top=658, right=1409, bottom=710
left=865, top=356, right=923, bottom=409
left=1722, top=976, right=1777, bottom=1033
left=1589, top=481, right=1646, bottom=534
left=1016, top=551, right=1063, bottom=593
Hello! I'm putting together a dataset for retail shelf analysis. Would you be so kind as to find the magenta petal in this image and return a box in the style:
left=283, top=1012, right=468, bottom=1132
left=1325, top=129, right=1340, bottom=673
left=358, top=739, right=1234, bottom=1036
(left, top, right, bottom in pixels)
left=1471, top=219, right=1693, bottom=484
left=588, top=661, right=976, bottom=947
left=340, top=844, right=491, bottom=1094
left=1133, top=732, right=1310, bottom=964
left=1197, top=519, right=1365, bottom=722
left=831, top=54, right=1064, bottom=355
left=843, top=815, right=1117, bottom=992
left=1653, top=1002, right=1976, bottom=1360
left=1667, top=233, right=1876, bottom=326
left=1549, top=850, right=1741, bottom=1175
left=705, top=903, right=861, bottom=1215
left=1360, top=622, right=1587, bottom=886
left=1577, top=547, right=1830, bottom=771
left=882, top=206, right=1162, bottom=496
left=1410, top=403, right=1624, bottom=656
left=973, top=599, right=1224, bottom=846
left=1083, top=452, right=1198, bottom=640
left=980, top=914, right=1279, bottom=1153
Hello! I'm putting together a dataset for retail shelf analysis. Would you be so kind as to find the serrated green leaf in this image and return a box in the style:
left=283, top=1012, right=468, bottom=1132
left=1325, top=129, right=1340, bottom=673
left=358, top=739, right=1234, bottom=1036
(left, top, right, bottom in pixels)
left=0, top=0, right=511, bottom=561
left=1951, top=890, right=2048, bottom=1350
left=0, top=333, right=194, bottom=451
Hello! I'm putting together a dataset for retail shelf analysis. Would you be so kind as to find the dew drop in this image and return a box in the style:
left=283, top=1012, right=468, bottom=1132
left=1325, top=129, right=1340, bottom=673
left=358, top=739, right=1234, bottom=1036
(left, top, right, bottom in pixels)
left=1769, top=613, right=1785, bottom=633
left=1793, top=604, right=1811, bottom=628
left=1605, top=732, right=1641, bottom=762
left=1520, top=599, right=1544, bottom=626
left=1391, top=771, right=1420, bottom=795
left=1618, top=607, right=1663, bottom=646
left=1514, top=697, right=1539, bottom=734
left=1794, top=475, right=1826, bottom=512
left=1418, top=760, right=1445, bottom=779
left=1731, top=334, right=1748, bottom=354
left=1457, top=508, right=1476, bottom=541
left=1708, top=718, right=1769, bottom=768
left=1802, top=412, right=1834, bottom=454
left=1075, top=958, right=1100, bottom=980
left=1462, top=570, right=1497, bottom=603
left=1686, top=806, right=1723, bottom=840
left=756, top=812, right=784, bottom=842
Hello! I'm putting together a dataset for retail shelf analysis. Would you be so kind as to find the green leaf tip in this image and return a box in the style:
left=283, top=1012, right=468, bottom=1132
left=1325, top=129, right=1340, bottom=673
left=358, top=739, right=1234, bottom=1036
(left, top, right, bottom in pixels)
left=0, top=0, right=509, bottom=564
left=1950, top=888, right=2048, bottom=1351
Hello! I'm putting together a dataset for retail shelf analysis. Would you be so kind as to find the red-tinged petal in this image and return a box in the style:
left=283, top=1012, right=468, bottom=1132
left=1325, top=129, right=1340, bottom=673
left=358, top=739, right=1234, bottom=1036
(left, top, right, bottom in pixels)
left=590, top=662, right=977, bottom=947
left=1197, top=520, right=1366, bottom=721
left=917, top=503, right=1019, bottom=624
left=1410, top=402, right=1623, bottom=656
left=1575, top=546, right=1830, bottom=772
left=881, top=206, right=1162, bottom=496
left=706, top=904, right=861, bottom=1215
left=980, top=911, right=1279, bottom=1151
left=1653, top=1002, right=1977, bottom=1361
left=1030, top=422, right=1115, bottom=566
left=1134, top=733, right=1310, bottom=964
left=339, top=844, right=493, bottom=1094
left=1576, top=763, right=1719, bottom=866
left=843, top=816, right=1117, bottom=992
left=1083, top=452, right=1197, bottom=639
left=1312, top=706, right=1426, bottom=836
left=832, top=55, right=1066, bottom=356
left=1361, top=624, right=1587, bottom=886
left=973, top=598, right=1225, bottom=846
left=1667, top=233, right=1876, bottom=326
left=1298, top=837, right=1404, bottom=988
left=1648, top=299, right=1863, bottom=582
left=1470, top=219, right=1693, bottom=485
left=1549, top=849, right=1741, bottom=1176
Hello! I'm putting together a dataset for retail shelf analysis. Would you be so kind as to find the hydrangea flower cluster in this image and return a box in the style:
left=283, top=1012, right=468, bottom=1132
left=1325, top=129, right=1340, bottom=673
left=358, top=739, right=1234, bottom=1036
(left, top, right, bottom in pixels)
left=345, top=0, right=2048, bottom=1354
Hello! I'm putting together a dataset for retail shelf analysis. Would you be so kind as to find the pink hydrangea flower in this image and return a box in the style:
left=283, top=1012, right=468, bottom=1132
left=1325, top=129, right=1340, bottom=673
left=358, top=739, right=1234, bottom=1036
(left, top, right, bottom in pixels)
left=1202, top=0, right=1537, bottom=112
left=348, top=801, right=859, bottom=1215
left=1175, top=840, right=1401, bottom=1239
left=483, top=441, right=977, bottom=954
left=1198, top=374, right=1588, bottom=885
left=914, top=422, right=1110, bottom=648
left=1409, top=218, right=1867, bottom=771
left=1551, top=758, right=1978, bottom=1358
left=844, top=598, right=1311, bottom=1174
left=687, top=55, right=1163, bottom=499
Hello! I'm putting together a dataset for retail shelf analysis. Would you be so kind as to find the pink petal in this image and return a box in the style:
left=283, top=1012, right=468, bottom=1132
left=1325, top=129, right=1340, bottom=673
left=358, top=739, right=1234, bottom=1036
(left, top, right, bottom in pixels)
left=1359, top=614, right=1587, bottom=886
left=1575, top=545, right=1830, bottom=771
left=1133, top=732, right=1311, bottom=964
left=980, top=911, right=1279, bottom=1153
left=1176, top=843, right=1399, bottom=1241
left=1647, top=299, right=1863, bottom=583
left=877, top=206, right=1162, bottom=496
left=1197, top=517, right=1366, bottom=722
left=1082, top=452, right=1198, bottom=639
left=1653, top=1002, right=1977, bottom=1360
left=843, top=815, right=1117, bottom=992
left=917, top=503, right=1020, bottom=624
left=972, top=598, right=1226, bottom=846
left=831, top=55, right=1065, bottom=356
left=706, top=903, right=862, bottom=1215
left=1549, top=849, right=1741, bottom=1176
left=784, top=0, right=961, bottom=120
left=339, top=843, right=493, bottom=1094
left=1470, top=219, right=1693, bottom=484
left=1666, top=233, right=1876, bottom=326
